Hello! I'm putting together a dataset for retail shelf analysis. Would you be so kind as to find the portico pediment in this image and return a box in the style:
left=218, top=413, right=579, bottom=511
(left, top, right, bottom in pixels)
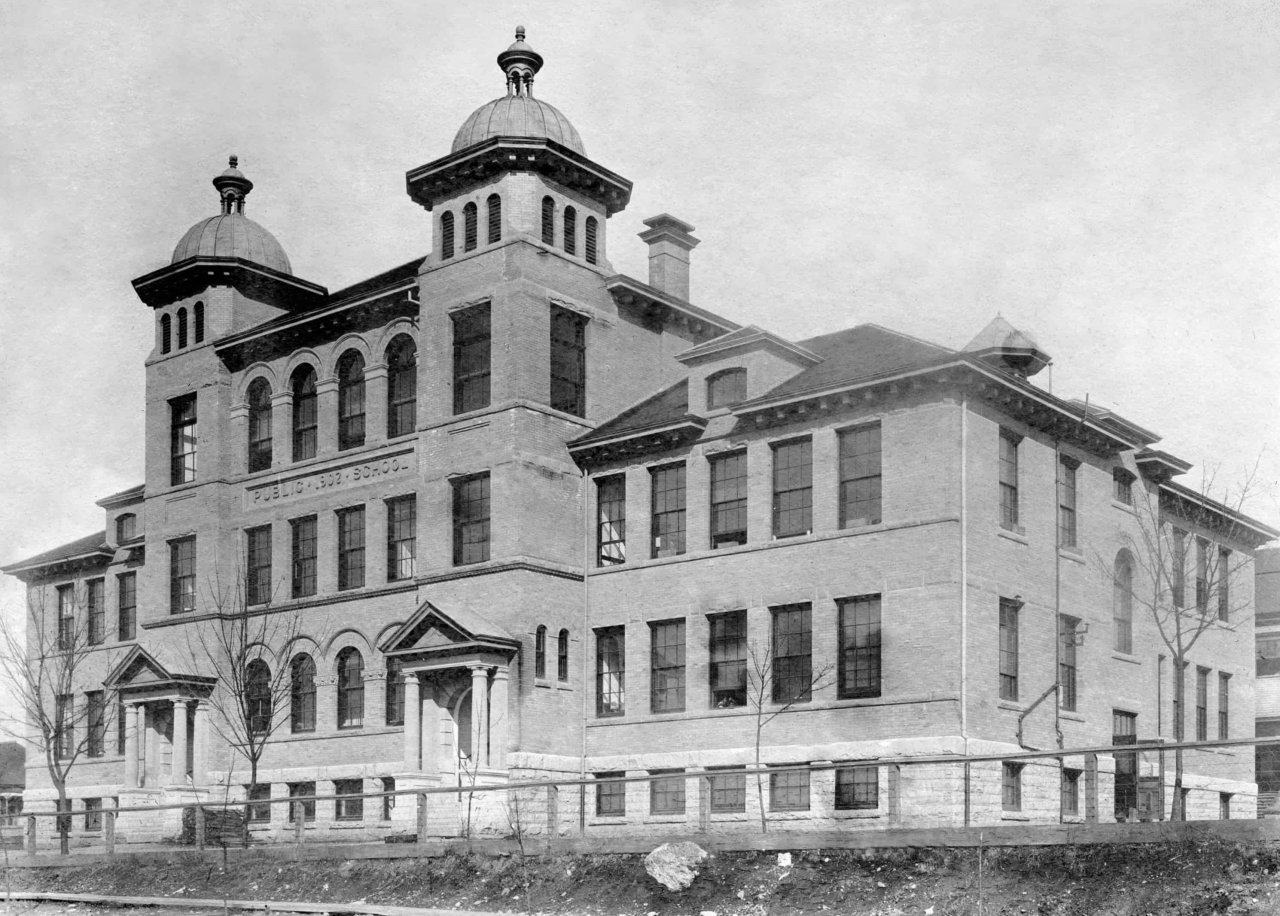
left=380, top=599, right=519, bottom=663
left=105, top=645, right=216, bottom=701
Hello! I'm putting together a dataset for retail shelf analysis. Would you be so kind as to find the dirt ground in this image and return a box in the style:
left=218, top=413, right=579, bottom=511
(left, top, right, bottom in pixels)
left=7, top=839, right=1280, bottom=915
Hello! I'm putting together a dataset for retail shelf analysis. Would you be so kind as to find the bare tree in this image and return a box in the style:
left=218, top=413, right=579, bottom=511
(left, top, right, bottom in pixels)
left=1099, top=459, right=1264, bottom=821
left=0, top=584, right=116, bottom=855
left=744, top=638, right=834, bottom=832
left=184, top=566, right=311, bottom=840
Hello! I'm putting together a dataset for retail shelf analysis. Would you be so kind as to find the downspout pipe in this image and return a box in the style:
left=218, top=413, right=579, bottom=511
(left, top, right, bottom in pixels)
left=960, top=396, right=969, bottom=755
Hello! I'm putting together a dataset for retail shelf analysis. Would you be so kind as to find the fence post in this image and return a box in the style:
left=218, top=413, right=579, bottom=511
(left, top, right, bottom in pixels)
left=194, top=806, right=205, bottom=849
left=416, top=792, right=428, bottom=844
left=1084, top=753, right=1098, bottom=824
left=105, top=810, right=116, bottom=855
left=888, top=765, right=902, bottom=826
left=25, top=815, right=36, bottom=854
left=699, top=775, right=711, bottom=834
left=545, top=783, right=558, bottom=847
left=963, top=762, right=971, bottom=827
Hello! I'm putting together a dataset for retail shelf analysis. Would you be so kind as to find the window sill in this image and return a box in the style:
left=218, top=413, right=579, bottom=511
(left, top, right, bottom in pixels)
left=330, top=821, right=366, bottom=829
left=1001, top=813, right=1031, bottom=822
left=834, top=810, right=883, bottom=819
left=1060, top=711, right=1086, bottom=723
left=1058, top=548, right=1085, bottom=565
left=997, top=700, right=1026, bottom=712
left=642, top=815, right=687, bottom=823
left=998, top=527, right=1029, bottom=545
left=1112, top=652, right=1142, bottom=666
left=588, top=818, right=628, bottom=826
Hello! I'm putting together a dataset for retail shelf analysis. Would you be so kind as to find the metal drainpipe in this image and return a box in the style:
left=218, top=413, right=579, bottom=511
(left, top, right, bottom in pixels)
left=579, top=466, right=591, bottom=835
left=960, top=396, right=969, bottom=754
left=1054, top=439, right=1065, bottom=822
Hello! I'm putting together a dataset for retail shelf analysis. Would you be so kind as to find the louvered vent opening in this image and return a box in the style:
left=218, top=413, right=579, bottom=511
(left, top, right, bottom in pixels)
left=487, top=194, right=502, bottom=244
left=585, top=217, right=598, bottom=264
left=541, top=196, right=555, bottom=245
left=563, top=205, right=577, bottom=256
left=441, top=211, right=455, bottom=260
left=464, top=203, right=478, bottom=252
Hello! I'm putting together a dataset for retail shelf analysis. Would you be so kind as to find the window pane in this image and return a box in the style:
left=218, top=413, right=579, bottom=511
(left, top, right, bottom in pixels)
left=386, top=496, right=417, bottom=581
left=337, top=352, right=366, bottom=451
left=452, top=474, right=490, bottom=565
left=292, top=368, right=318, bottom=461
left=550, top=305, right=587, bottom=417
left=999, top=598, right=1019, bottom=700
left=246, top=526, right=272, bottom=605
left=386, top=336, right=418, bottom=438
left=117, top=573, right=136, bottom=641
left=650, top=464, right=686, bottom=558
left=838, top=595, right=881, bottom=699
left=170, top=394, right=197, bottom=485
left=291, top=516, right=317, bottom=598
left=452, top=305, right=491, bottom=414
left=835, top=766, right=878, bottom=810
left=649, top=620, right=686, bottom=713
left=650, top=770, right=685, bottom=814
left=596, top=475, right=626, bottom=566
left=337, top=507, right=366, bottom=590
left=596, top=627, right=625, bottom=717
left=772, top=439, right=812, bottom=538
left=839, top=424, right=882, bottom=527
left=170, top=537, right=196, bottom=614
left=771, top=604, right=812, bottom=703
left=709, top=610, right=747, bottom=708
left=999, top=432, right=1019, bottom=529
left=710, top=452, right=747, bottom=548
left=709, top=767, right=746, bottom=813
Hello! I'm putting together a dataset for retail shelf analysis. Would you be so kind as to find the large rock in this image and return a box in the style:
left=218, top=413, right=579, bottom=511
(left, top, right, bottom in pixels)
left=645, top=841, right=709, bottom=891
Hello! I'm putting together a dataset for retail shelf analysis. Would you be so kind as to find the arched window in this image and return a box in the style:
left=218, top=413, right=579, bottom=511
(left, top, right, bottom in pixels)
left=246, top=378, right=273, bottom=472
left=585, top=217, right=598, bottom=265
left=707, top=368, right=748, bottom=409
left=441, top=211, right=455, bottom=260
left=160, top=314, right=172, bottom=354
left=1114, top=550, right=1134, bottom=654
left=386, top=335, right=417, bottom=438
left=463, top=202, right=478, bottom=252
left=558, top=628, right=569, bottom=682
left=385, top=656, right=405, bottom=726
left=487, top=194, right=501, bottom=244
left=541, top=196, right=555, bottom=245
left=535, top=625, right=547, bottom=680
left=115, top=513, right=137, bottom=543
left=247, top=660, right=272, bottom=734
left=291, top=366, right=318, bottom=461
left=177, top=308, right=188, bottom=349
left=563, top=206, right=577, bottom=255
left=290, top=654, right=316, bottom=733
left=336, top=350, right=366, bottom=450
left=337, top=647, right=364, bottom=728
left=194, top=302, right=205, bottom=343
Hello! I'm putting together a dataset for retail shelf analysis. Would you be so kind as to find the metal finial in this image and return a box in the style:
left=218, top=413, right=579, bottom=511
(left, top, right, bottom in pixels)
left=515, top=25, right=525, bottom=41
left=229, top=155, right=239, bottom=169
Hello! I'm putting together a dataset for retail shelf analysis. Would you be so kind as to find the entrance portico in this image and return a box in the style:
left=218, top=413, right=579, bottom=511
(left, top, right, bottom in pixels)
left=381, top=600, right=519, bottom=835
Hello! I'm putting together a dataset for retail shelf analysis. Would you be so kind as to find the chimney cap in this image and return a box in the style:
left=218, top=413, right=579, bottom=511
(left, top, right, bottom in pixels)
left=639, top=212, right=700, bottom=250
left=642, top=212, right=696, bottom=234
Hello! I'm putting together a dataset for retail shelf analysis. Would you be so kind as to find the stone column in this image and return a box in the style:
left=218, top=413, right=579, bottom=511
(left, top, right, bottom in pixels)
left=489, top=667, right=509, bottom=770
left=192, top=701, right=209, bottom=786
left=317, top=376, right=339, bottom=459
left=365, top=363, right=389, bottom=446
left=171, top=700, right=189, bottom=784
left=470, top=666, right=490, bottom=769
left=137, top=704, right=149, bottom=788
left=123, top=704, right=139, bottom=788
left=421, top=688, right=440, bottom=775
left=403, top=673, right=421, bottom=771
left=270, top=392, right=292, bottom=470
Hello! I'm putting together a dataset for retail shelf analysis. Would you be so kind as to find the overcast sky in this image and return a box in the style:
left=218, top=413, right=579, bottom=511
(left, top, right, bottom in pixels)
left=2, top=1, right=1278, bottom=659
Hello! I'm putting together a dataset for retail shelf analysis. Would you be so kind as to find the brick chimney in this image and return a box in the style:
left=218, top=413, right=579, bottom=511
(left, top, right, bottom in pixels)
left=639, top=214, right=700, bottom=301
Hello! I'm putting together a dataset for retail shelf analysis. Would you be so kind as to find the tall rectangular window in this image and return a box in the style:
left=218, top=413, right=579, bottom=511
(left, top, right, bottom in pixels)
left=999, top=597, right=1019, bottom=700
left=1171, top=527, right=1187, bottom=608
left=55, top=694, right=73, bottom=759
left=385, top=657, right=405, bottom=726
left=1195, top=537, right=1209, bottom=612
left=1113, top=468, right=1134, bottom=505
left=452, top=304, right=491, bottom=414
left=246, top=525, right=272, bottom=605
left=83, top=798, right=102, bottom=832
left=769, top=768, right=810, bottom=811
left=771, top=603, right=813, bottom=704
left=386, top=496, right=417, bottom=581
left=1058, top=456, right=1078, bottom=549
left=1059, top=615, right=1078, bottom=711
left=835, top=766, right=878, bottom=810
left=594, top=772, right=625, bottom=817
left=709, top=610, right=747, bottom=708
left=709, top=451, right=748, bottom=548
left=1002, top=763, right=1023, bottom=811
left=170, top=537, right=196, bottom=614
left=1062, top=769, right=1081, bottom=816
left=1217, top=547, right=1231, bottom=621
left=649, top=619, right=686, bottom=713
left=650, top=464, right=686, bottom=558
left=999, top=430, right=1020, bottom=530
left=57, top=584, right=75, bottom=650
left=649, top=770, right=686, bottom=815
left=709, top=767, right=746, bottom=813
left=170, top=393, right=197, bottom=485
left=595, top=626, right=625, bottom=717
left=290, top=516, right=317, bottom=598
left=1218, top=672, right=1230, bottom=739
left=86, top=579, right=104, bottom=646
left=337, top=506, right=365, bottom=590
left=839, top=423, right=882, bottom=528
left=117, top=573, right=136, bottom=641
left=550, top=305, right=587, bottom=417
left=288, top=782, right=316, bottom=823
left=335, top=779, right=364, bottom=821
left=1196, top=666, right=1209, bottom=741
left=1113, top=709, right=1138, bottom=819
left=86, top=691, right=105, bottom=758
left=246, top=784, right=271, bottom=823
left=596, top=475, right=626, bottom=566
left=772, top=438, right=812, bottom=538
left=452, top=473, right=490, bottom=565
left=838, top=594, right=882, bottom=699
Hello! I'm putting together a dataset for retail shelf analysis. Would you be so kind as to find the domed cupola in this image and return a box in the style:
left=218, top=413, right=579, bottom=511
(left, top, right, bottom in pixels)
left=170, top=156, right=293, bottom=275
left=451, top=27, right=585, bottom=155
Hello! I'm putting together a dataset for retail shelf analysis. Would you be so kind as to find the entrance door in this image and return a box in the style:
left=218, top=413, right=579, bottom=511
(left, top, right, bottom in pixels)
left=1113, top=710, right=1138, bottom=821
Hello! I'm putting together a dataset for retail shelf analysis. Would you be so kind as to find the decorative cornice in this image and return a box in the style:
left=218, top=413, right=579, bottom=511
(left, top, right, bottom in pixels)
left=132, top=257, right=327, bottom=311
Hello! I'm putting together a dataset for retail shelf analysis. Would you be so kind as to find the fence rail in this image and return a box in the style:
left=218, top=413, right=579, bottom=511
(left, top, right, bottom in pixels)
left=4, top=733, right=1274, bottom=856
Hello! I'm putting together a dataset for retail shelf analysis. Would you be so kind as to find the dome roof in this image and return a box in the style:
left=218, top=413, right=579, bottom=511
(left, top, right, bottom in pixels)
left=451, top=95, right=585, bottom=155
left=171, top=214, right=293, bottom=275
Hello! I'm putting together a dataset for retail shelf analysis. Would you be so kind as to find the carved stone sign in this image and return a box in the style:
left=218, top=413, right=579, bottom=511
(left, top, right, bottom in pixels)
left=244, top=448, right=416, bottom=509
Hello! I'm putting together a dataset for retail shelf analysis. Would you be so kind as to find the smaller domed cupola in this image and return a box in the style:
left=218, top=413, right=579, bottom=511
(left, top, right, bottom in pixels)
left=963, top=315, right=1051, bottom=379
left=498, top=26, right=543, bottom=97
left=170, top=156, right=293, bottom=275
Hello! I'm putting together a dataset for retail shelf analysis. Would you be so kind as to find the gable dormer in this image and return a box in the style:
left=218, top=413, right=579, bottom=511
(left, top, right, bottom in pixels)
left=677, top=325, right=822, bottom=415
